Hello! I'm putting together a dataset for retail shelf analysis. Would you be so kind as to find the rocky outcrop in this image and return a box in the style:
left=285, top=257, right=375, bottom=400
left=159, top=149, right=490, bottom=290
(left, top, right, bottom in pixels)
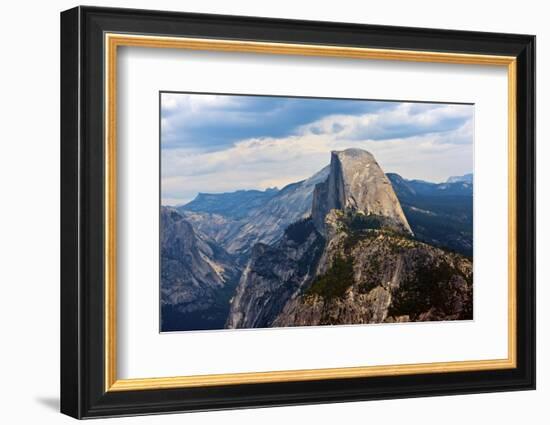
left=273, top=212, right=472, bottom=327
left=312, top=149, right=412, bottom=235
left=226, top=218, right=325, bottom=328
left=226, top=150, right=471, bottom=329
left=164, top=149, right=473, bottom=331
left=160, top=207, right=240, bottom=331
left=178, top=210, right=240, bottom=248
left=225, top=166, right=329, bottom=255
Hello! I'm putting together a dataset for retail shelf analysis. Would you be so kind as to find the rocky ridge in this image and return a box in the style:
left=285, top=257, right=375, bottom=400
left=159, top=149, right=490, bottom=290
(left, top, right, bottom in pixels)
left=386, top=172, right=473, bottom=256
left=160, top=207, right=241, bottom=331
left=179, top=166, right=329, bottom=256
left=225, top=217, right=325, bottom=328
left=163, top=149, right=473, bottom=331
left=312, top=149, right=412, bottom=235
left=273, top=212, right=472, bottom=327
left=226, top=149, right=472, bottom=328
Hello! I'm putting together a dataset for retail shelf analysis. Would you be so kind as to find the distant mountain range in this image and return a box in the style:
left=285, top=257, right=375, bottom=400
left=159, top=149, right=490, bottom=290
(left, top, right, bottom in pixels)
left=161, top=150, right=473, bottom=331
left=386, top=173, right=473, bottom=257
left=177, top=166, right=330, bottom=258
left=182, top=188, right=279, bottom=220
left=447, top=173, right=473, bottom=184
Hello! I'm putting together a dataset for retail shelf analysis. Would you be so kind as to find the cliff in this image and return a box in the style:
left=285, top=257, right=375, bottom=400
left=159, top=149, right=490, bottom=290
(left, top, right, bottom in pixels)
left=226, top=149, right=471, bottom=329
left=273, top=213, right=472, bottom=327
left=312, top=149, right=412, bottom=235
left=160, top=207, right=240, bottom=331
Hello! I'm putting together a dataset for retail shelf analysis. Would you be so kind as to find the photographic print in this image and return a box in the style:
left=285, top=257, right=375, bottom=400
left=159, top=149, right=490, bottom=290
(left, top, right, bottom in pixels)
left=160, top=92, right=474, bottom=332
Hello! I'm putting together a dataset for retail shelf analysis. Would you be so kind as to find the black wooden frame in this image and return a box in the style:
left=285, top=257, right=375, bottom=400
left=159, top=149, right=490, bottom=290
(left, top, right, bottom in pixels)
left=60, top=6, right=536, bottom=419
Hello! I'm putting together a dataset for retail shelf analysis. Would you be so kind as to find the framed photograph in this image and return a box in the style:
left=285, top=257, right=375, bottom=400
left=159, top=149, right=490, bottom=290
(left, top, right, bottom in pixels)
left=60, top=6, right=535, bottom=419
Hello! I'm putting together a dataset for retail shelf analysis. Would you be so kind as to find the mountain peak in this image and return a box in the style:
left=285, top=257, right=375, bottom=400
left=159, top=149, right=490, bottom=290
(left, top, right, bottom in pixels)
left=446, top=173, right=473, bottom=184
left=312, top=149, right=412, bottom=235
left=332, top=148, right=375, bottom=159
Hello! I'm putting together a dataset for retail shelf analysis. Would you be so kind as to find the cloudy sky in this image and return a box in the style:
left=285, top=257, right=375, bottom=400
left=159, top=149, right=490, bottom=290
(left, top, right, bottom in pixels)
left=161, top=92, right=473, bottom=206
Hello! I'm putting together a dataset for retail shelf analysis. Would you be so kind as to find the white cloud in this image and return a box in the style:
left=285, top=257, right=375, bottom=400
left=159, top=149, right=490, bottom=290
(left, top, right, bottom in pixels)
left=161, top=93, right=254, bottom=147
left=161, top=103, right=473, bottom=205
left=162, top=93, right=237, bottom=113
left=297, top=103, right=472, bottom=141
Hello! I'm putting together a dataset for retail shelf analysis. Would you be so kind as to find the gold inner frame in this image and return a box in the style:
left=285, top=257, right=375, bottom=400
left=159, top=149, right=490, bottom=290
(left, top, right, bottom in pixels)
left=104, top=33, right=518, bottom=392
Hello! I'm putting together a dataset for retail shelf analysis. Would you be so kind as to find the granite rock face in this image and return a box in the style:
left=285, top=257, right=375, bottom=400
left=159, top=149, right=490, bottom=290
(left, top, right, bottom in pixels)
left=163, top=148, right=473, bottom=331
left=312, top=149, right=412, bottom=235
left=225, top=166, right=329, bottom=255
left=181, top=188, right=279, bottom=220
left=178, top=166, right=330, bottom=257
left=225, top=218, right=325, bottom=328
left=160, top=207, right=240, bottom=331
left=273, top=215, right=472, bottom=327
left=226, top=149, right=472, bottom=329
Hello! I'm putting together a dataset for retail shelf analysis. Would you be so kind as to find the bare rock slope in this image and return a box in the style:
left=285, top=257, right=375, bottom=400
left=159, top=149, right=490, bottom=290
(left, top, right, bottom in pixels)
left=312, top=149, right=412, bottom=235
left=225, top=218, right=325, bottom=328
left=273, top=214, right=472, bottom=327
left=179, top=166, right=329, bottom=257
left=160, top=207, right=240, bottom=331
left=227, top=149, right=472, bottom=329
